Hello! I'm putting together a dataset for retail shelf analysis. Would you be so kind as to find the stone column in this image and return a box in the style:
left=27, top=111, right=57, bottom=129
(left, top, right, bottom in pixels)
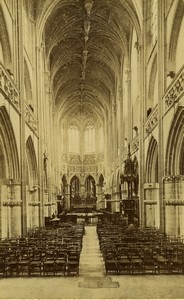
left=158, top=0, right=166, bottom=233
left=145, top=204, right=155, bottom=227
left=95, top=183, right=102, bottom=210
left=1, top=206, right=8, bottom=239
left=36, top=40, right=45, bottom=227
left=11, top=184, right=22, bottom=237
left=114, top=191, right=120, bottom=212
left=0, top=184, right=7, bottom=238
left=11, top=205, right=22, bottom=237
left=164, top=176, right=176, bottom=234
left=138, top=33, right=145, bottom=227
left=179, top=206, right=184, bottom=237
left=7, top=206, right=11, bottom=238
left=104, top=118, right=108, bottom=173
left=17, top=0, right=27, bottom=235
left=119, top=87, right=124, bottom=155
left=165, top=205, right=176, bottom=236
left=65, top=184, right=71, bottom=209
left=126, top=67, right=132, bottom=143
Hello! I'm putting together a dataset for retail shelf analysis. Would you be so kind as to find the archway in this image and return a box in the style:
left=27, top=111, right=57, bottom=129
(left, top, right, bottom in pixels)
left=70, top=175, right=80, bottom=208
left=146, top=137, right=158, bottom=183
left=0, top=106, right=20, bottom=238
left=85, top=175, right=96, bottom=197
left=145, top=137, right=159, bottom=228
left=0, top=6, right=12, bottom=69
left=24, top=59, right=33, bottom=110
left=147, top=54, right=158, bottom=114
left=85, top=175, right=96, bottom=208
left=96, top=174, right=105, bottom=209
left=26, top=136, right=39, bottom=229
left=168, top=0, right=184, bottom=73
left=60, top=174, right=67, bottom=211
left=164, top=106, right=184, bottom=237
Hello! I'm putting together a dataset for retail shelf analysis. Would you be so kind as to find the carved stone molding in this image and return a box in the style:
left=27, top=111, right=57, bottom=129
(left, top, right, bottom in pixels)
left=69, top=154, right=81, bottom=164
left=144, top=200, right=157, bottom=205
left=83, top=165, right=96, bottom=173
left=130, top=136, right=139, bottom=153
left=0, top=64, right=19, bottom=109
left=164, top=66, right=184, bottom=112
left=83, top=154, right=95, bottom=164
left=145, top=104, right=158, bottom=135
left=3, top=200, right=22, bottom=207
left=163, top=175, right=184, bottom=182
left=97, top=153, right=104, bottom=162
left=69, top=166, right=82, bottom=173
left=165, top=200, right=184, bottom=206
left=97, top=163, right=104, bottom=173
left=25, top=104, right=38, bottom=133
left=28, top=202, right=40, bottom=206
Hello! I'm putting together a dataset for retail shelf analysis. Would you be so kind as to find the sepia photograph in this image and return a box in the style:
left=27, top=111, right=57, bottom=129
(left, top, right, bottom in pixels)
left=0, top=0, right=184, bottom=299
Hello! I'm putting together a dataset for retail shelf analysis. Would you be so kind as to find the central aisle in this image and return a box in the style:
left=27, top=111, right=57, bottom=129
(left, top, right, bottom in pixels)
left=1, top=226, right=184, bottom=298
left=79, top=225, right=105, bottom=277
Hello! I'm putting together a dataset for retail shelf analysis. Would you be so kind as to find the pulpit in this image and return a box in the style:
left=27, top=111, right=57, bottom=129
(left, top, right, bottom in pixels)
left=120, top=144, right=139, bottom=224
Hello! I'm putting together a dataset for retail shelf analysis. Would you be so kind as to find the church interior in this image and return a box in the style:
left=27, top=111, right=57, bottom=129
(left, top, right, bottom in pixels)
left=0, top=0, right=184, bottom=298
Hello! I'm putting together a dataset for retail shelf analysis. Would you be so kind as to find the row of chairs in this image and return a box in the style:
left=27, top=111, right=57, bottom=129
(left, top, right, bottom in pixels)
left=97, top=224, right=184, bottom=275
left=0, top=252, right=80, bottom=277
left=104, top=253, right=184, bottom=275
left=0, top=223, right=84, bottom=277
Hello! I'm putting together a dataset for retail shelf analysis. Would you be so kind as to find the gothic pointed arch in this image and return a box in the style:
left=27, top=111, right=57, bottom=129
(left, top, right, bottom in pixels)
left=166, top=106, right=184, bottom=175
left=0, top=106, right=19, bottom=179
left=133, top=156, right=139, bottom=195
left=70, top=175, right=80, bottom=197
left=98, top=174, right=104, bottom=185
left=168, top=0, right=184, bottom=72
left=148, top=54, right=157, bottom=112
left=24, top=58, right=33, bottom=108
left=85, top=175, right=96, bottom=197
left=145, top=136, right=158, bottom=183
left=0, top=5, right=11, bottom=68
left=61, top=174, right=67, bottom=199
left=111, top=172, right=115, bottom=194
left=26, top=136, right=38, bottom=186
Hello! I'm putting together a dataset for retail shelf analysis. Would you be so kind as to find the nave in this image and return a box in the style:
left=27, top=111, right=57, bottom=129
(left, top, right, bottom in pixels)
left=1, top=225, right=184, bottom=299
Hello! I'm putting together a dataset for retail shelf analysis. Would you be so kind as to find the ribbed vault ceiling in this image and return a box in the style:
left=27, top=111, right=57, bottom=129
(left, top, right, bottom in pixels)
left=36, top=0, right=140, bottom=122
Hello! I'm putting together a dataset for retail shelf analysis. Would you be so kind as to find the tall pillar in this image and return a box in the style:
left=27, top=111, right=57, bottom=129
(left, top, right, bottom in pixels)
left=126, top=67, right=132, bottom=143
left=65, top=184, right=71, bottom=209
left=11, top=183, right=22, bottom=237
left=139, top=26, right=146, bottom=226
left=36, top=42, right=45, bottom=227
left=164, top=177, right=174, bottom=234
left=165, top=205, right=176, bottom=236
left=95, top=183, right=102, bottom=209
left=104, top=118, right=109, bottom=172
left=17, top=0, right=27, bottom=236
left=119, top=87, right=124, bottom=155
left=0, top=185, right=8, bottom=238
left=11, top=205, right=22, bottom=237
left=158, top=0, right=166, bottom=233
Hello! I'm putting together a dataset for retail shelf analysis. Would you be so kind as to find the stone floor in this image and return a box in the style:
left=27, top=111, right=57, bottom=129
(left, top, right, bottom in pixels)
left=1, top=226, right=184, bottom=299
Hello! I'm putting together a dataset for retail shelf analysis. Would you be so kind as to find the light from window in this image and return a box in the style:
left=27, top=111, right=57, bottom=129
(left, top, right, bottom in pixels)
left=68, top=123, right=80, bottom=153
left=99, top=126, right=104, bottom=152
left=84, top=122, right=95, bottom=154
